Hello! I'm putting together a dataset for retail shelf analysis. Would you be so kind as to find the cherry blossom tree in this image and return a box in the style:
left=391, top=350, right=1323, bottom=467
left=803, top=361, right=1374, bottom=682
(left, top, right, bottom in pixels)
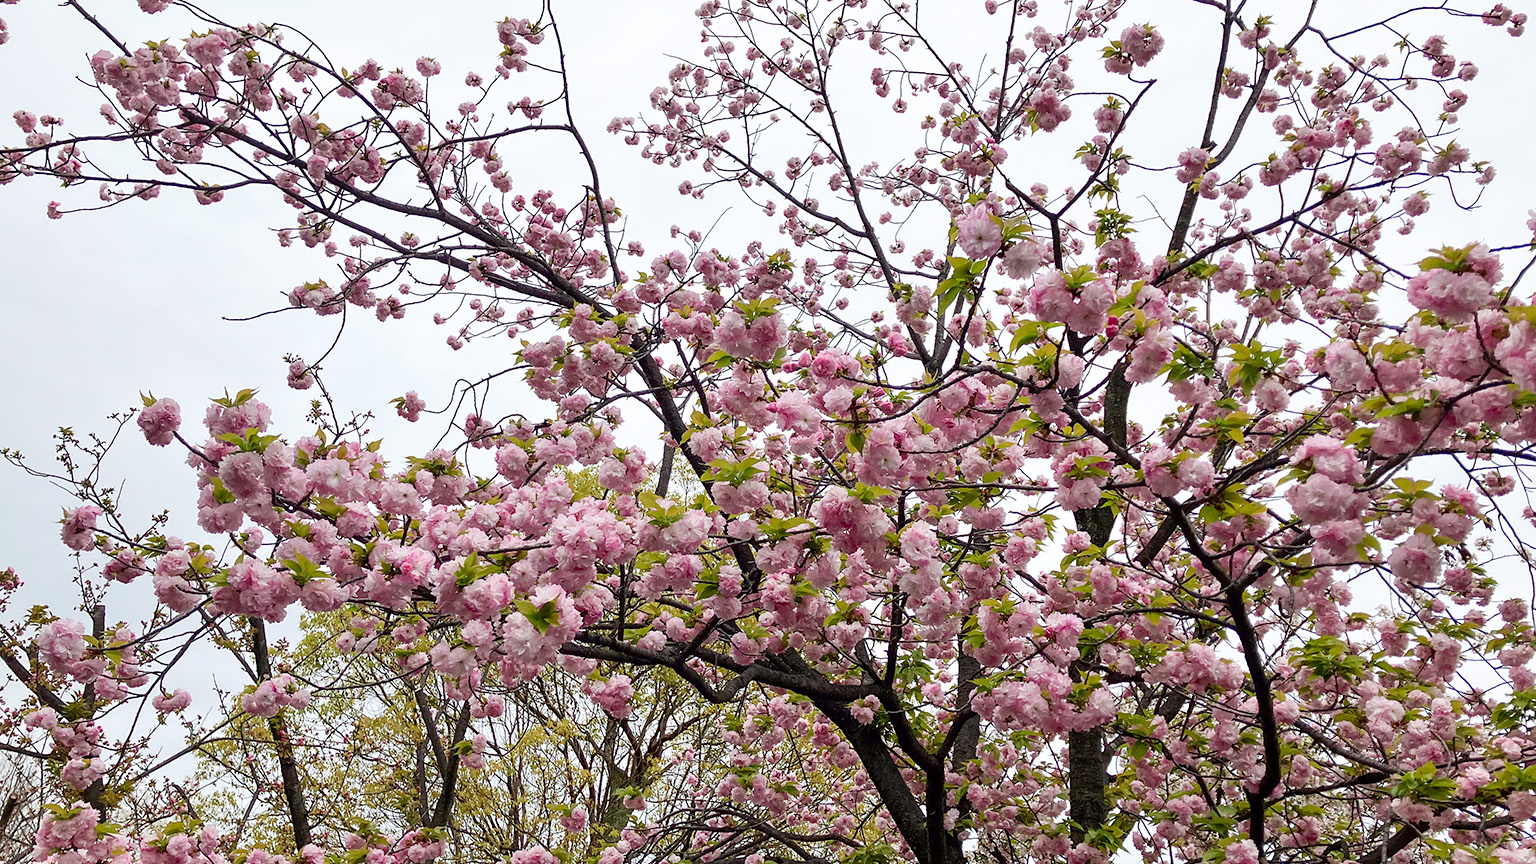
left=3, top=2, right=1536, bottom=864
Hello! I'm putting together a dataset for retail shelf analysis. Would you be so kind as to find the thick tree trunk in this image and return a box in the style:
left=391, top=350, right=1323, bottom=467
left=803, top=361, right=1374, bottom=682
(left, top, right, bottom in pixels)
left=1065, top=363, right=1127, bottom=847
left=1067, top=727, right=1108, bottom=845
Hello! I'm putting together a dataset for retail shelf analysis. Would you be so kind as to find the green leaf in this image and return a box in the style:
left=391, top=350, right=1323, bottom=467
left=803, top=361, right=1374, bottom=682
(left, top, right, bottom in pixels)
left=851, top=483, right=891, bottom=503
left=1418, top=243, right=1475, bottom=273
left=513, top=596, right=561, bottom=634
left=283, top=554, right=325, bottom=586
left=455, top=552, right=492, bottom=588
left=1009, top=321, right=1041, bottom=352
left=209, top=477, right=235, bottom=506
left=846, top=428, right=867, bottom=453
left=1295, top=635, right=1367, bottom=681
left=1493, top=689, right=1536, bottom=731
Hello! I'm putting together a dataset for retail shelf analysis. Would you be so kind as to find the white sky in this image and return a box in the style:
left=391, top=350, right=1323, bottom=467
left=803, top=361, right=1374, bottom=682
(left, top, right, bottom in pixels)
left=0, top=0, right=709, bottom=615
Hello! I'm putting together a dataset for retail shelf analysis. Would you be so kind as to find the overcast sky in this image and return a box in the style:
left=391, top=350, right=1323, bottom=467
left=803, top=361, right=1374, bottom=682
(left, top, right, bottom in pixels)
left=0, top=0, right=711, bottom=615
left=0, top=0, right=1531, bottom=624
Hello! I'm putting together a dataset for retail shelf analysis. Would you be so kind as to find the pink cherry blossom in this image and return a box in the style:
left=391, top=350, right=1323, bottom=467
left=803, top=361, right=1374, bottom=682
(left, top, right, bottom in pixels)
left=1121, top=24, right=1165, bottom=66
left=137, top=397, right=181, bottom=446
left=956, top=204, right=1002, bottom=259
left=1406, top=269, right=1495, bottom=321
left=1285, top=474, right=1365, bottom=525
left=60, top=505, right=102, bottom=551
left=585, top=674, right=635, bottom=718
left=152, top=689, right=192, bottom=712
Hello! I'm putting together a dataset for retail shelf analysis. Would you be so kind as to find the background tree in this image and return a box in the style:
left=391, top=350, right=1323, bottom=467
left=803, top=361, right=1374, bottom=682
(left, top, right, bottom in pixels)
left=179, top=613, right=724, bottom=863
left=0, top=753, right=43, bottom=864
left=2, top=3, right=1535, bottom=864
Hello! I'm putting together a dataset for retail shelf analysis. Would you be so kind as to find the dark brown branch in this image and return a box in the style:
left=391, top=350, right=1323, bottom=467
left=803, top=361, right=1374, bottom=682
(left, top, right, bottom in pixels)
left=250, top=618, right=312, bottom=849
